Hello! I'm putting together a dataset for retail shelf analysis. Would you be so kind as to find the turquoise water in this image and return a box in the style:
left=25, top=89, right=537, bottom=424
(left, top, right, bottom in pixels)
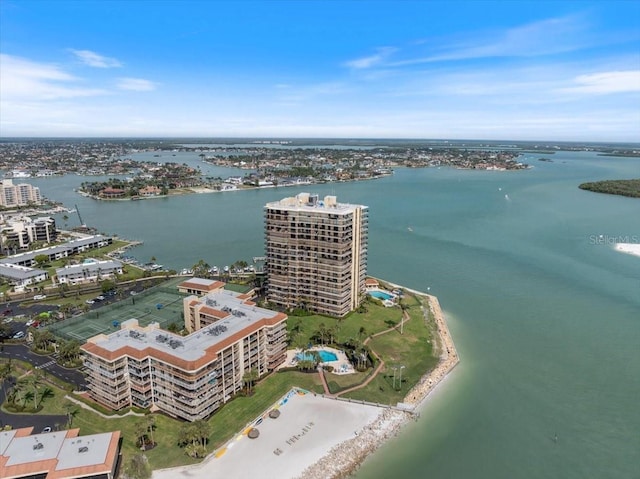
left=369, top=290, right=394, bottom=300
left=26, top=150, right=640, bottom=479
left=296, top=350, right=338, bottom=362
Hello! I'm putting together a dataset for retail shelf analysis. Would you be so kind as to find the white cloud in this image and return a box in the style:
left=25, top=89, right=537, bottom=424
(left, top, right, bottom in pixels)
left=344, top=47, right=397, bottom=69
left=117, top=77, right=157, bottom=91
left=0, top=53, right=108, bottom=100
left=560, top=70, right=640, bottom=94
left=392, top=14, right=592, bottom=66
left=70, top=49, right=122, bottom=68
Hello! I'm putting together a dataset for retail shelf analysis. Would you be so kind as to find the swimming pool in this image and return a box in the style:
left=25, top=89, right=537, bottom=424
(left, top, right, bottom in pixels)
left=296, top=349, right=338, bottom=362
left=369, top=290, right=394, bottom=301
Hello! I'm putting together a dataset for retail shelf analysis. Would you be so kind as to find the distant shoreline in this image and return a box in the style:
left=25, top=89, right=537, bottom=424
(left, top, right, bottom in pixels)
left=78, top=175, right=393, bottom=201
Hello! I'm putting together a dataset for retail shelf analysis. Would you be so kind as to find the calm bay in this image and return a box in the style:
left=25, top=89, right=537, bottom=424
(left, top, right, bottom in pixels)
left=26, top=150, right=640, bottom=479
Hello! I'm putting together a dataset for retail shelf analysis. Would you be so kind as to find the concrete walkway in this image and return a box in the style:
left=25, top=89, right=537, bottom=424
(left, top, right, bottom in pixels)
left=64, top=394, right=145, bottom=419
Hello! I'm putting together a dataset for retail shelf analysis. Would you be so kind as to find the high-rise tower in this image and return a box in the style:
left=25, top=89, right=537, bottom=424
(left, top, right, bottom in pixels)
left=264, top=193, right=368, bottom=317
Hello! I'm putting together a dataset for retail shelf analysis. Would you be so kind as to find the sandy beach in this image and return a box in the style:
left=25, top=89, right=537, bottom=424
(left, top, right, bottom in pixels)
left=153, top=392, right=383, bottom=479
left=615, top=243, right=640, bottom=258
left=154, top=288, right=458, bottom=479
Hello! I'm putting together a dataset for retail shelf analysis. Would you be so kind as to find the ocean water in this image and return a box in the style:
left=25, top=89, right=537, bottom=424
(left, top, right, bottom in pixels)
left=27, top=150, right=640, bottom=479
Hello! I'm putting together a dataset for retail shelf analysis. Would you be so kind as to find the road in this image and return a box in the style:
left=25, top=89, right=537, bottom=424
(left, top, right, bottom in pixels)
left=0, top=343, right=85, bottom=431
left=0, top=379, right=67, bottom=431
left=0, top=344, right=86, bottom=390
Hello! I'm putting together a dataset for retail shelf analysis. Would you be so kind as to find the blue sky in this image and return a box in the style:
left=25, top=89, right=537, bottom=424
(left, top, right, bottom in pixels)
left=1, top=0, right=639, bottom=141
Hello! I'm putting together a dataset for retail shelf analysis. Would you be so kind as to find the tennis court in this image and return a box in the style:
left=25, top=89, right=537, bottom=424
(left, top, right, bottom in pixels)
left=51, top=278, right=189, bottom=341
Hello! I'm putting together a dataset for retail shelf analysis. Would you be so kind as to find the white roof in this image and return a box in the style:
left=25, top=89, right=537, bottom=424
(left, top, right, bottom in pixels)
left=89, top=289, right=284, bottom=363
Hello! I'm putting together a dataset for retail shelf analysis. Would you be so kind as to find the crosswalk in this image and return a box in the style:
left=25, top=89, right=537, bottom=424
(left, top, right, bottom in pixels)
left=35, top=360, right=56, bottom=370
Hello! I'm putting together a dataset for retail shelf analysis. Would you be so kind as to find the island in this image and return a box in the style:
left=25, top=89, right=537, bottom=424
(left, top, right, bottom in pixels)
left=578, top=179, right=640, bottom=198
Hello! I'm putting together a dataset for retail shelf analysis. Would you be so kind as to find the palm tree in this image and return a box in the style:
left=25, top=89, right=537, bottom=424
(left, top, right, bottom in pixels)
left=20, top=387, right=34, bottom=408
left=327, top=326, right=336, bottom=345
left=63, top=401, right=78, bottom=428
left=194, top=419, right=210, bottom=447
left=40, top=387, right=54, bottom=407
left=316, top=323, right=327, bottom=345
left=0, top=360, right=13, bottom=402
left=26, top=370, right=43, bottom=410
left=191, top=259, right=210, bottom=278
left=145, top=415, right=156, bottom=447
left=58, top=339, right=81, bottom=365
left=358, top=326, right=367, bottom=341
left=243, top=368, right=259, bottom=395
left=134, top=420, right=148, bottom=450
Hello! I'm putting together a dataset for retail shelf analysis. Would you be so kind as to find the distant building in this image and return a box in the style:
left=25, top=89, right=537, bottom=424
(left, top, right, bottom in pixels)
left=138, top=185, right=162, bottom=197
left=56, top=259, right=123, bottom=285
left=0, top=216, right=57, bottom=252
left=0, top=235, right=113, bottom=268
left=0, top=179, right=42, bottom=207
left=0, top=427, right=121, bottom=479
left=264, top=192, right=368, bottom=317
left=0, top=263, right=48, bottom=290
left=100, top=187, right=125, bottom=198
left=177, top=277, right=225, bottom=296
left=81, top=284, right=288, bottom=421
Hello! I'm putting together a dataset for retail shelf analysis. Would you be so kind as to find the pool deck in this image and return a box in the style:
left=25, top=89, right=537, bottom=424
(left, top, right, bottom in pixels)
left=280, top=346, right=355, bottom=375
left=152, top=392, right=382, bottom=479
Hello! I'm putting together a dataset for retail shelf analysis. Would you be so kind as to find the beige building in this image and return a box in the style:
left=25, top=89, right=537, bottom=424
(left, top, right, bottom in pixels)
left=0, top=216, right=57, bottom=252
left=81, top=285, right=287, bottom=421
left=264, top=193, right=368, bottom=317
left=0, top=179, right=42, bottom=207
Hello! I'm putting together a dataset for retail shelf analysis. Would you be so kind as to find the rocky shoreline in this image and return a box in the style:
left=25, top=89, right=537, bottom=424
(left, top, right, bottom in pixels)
left=294, top=291, right=459, bottom=479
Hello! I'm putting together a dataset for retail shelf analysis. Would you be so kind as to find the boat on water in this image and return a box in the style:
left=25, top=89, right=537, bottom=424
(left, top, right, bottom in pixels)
left=5, top=170, right=31, bottom=178
left=144, top=263, right=164, bottom=271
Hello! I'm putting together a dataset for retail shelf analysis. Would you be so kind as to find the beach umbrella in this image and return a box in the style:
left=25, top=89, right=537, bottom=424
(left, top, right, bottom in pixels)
left=269, top=409, right=280, bottom=419
left=248, top=428, right=260, bottom=439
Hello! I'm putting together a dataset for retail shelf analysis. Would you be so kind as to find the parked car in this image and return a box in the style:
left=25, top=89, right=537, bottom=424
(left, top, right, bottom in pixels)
left=26, top=319, right=35, bottom=327
left=33, top=294, right=47, bottom=300
left=2, top=308, right=12, bottom=316
left=13, top=331, right=25, bottom=339
left=85, top=299, right=95, bottom=305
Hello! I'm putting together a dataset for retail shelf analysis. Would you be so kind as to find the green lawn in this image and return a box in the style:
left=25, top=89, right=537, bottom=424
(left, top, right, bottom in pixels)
left=287, top=298, right=405, bottom=347
left=325, top=370, right=369, bottom=394
left=8, top=368, right=324, bottom=470
left=343, top=296, right=438, bottom=404
left=1, top=287, right=440, bottom=471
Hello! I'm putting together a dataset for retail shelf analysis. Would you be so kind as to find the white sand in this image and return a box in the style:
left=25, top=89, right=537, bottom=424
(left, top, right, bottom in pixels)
left=153, top=393, right=382, bottom=479
left=615, top=243, right=640, bottom=258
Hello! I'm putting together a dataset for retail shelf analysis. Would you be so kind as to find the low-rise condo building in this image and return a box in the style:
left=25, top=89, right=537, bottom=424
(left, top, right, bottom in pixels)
left=0, top=263, right=48, bottom=290
left=55, top=259, right=123, bottom=285
left=81, top=286, right=287, bottom=421
left=0, top=235, right=113, bottom=268
left=264, top=192, right=368, bottom=317
left=177, top=277, right=225, bottom=296
left=0, top=427, right=121, bottom=479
